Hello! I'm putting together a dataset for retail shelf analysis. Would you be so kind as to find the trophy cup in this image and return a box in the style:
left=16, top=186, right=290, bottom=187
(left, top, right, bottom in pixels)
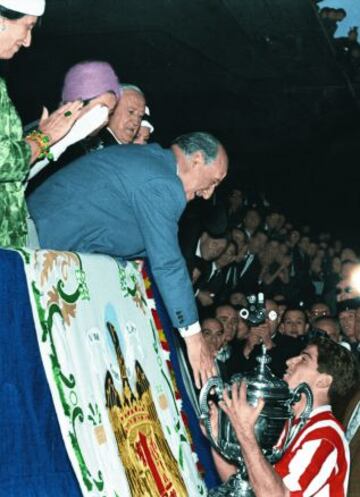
left=199, top=345, right=313, bottom=497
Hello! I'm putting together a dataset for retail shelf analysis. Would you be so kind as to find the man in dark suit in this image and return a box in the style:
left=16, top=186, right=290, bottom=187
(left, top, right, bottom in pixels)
left=230, top=231, right=262, bottom=295
left=95, top=84, right=146, bottom=146
left=196, top=241, right=237, bottom=318
left=28, top=132, right=228, bottom=388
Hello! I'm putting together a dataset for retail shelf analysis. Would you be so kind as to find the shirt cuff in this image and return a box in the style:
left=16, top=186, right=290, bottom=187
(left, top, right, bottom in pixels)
left=178, top=321, right=201, bottom=338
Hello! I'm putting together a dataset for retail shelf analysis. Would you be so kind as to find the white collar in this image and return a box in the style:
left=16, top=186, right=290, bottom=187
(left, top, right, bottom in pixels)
left=308, top=405, right=332, bottom=418
left=106, top=127, right=123, bottom=144
left=196, top=239, right=201, bottom=257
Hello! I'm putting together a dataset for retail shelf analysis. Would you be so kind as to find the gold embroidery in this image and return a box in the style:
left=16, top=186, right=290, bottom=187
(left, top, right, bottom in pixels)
left=105, top=322, right=187, bottom=497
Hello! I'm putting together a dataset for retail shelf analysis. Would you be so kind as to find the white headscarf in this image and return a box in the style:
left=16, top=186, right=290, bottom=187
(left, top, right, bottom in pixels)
left=142, top=106, right=154, bottom=133
left=0, top=0, right=45, bottom=16
left=141, top=119, right=154, bottom=133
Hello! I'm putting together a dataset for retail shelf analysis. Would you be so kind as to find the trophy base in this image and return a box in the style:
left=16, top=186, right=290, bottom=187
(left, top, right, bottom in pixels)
left=209, top=472, right=255, bottom=497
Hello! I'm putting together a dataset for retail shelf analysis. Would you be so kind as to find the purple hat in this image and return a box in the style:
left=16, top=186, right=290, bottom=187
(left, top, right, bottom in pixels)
left=61, top=61, right=121, bottom=103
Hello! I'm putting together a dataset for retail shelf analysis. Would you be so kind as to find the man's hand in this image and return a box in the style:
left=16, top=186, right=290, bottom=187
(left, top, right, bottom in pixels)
left=219, top=382, right=264, bottom=442
left=184, top=332, right=217, bottom=389
left=243, top=324, right=273, bottom=358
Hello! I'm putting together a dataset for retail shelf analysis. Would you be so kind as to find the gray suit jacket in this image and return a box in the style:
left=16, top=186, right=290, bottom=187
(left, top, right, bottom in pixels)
left=28, top=143, right=198, bottom=328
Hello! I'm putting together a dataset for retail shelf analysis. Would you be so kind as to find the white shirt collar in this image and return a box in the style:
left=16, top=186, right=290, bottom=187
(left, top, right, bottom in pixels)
left=308, top=405, right=332, bottom=418
left=106, top=126, right=123, bottom=144
left=196, top=239, right=202, bottom=257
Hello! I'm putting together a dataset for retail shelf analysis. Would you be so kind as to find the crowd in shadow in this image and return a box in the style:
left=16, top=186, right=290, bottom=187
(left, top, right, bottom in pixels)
left=180, top=186, right=360, bottom=494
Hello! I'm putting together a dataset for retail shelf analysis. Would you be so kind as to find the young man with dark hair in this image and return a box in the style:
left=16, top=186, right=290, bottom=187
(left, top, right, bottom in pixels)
left=212, top=336, right=359, bottom=497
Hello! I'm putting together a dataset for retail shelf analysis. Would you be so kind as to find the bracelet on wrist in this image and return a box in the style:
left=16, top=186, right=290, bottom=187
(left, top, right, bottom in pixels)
left=26, top=130, right=53, bottom=160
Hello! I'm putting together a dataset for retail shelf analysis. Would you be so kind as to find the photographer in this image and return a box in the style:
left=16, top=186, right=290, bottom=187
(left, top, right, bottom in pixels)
left=223, top=298, right=305, bottom=380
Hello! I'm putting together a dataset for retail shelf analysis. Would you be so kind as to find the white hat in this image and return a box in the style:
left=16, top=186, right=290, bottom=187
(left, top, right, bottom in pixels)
left=0, top=0, right=45, bottom=16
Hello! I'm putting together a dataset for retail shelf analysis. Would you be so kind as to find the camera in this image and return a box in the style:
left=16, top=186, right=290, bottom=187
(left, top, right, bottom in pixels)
left=239, top=292, right=277, bottom=326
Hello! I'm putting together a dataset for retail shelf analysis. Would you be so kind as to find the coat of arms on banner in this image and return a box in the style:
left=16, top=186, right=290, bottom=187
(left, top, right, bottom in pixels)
left=21, top=249, right=206, bottom=497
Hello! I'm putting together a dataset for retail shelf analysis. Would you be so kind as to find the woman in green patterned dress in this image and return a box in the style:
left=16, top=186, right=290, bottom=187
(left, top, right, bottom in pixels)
left=0, top=0, right=83, bottom=247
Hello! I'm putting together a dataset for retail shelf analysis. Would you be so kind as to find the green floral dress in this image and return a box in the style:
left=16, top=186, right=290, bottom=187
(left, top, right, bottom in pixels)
left=0, top=77, right=32, bottom=247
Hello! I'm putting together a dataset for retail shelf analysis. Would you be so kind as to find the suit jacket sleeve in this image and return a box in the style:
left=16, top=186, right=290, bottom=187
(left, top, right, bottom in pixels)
left=132, top=179, right=199, bottom=328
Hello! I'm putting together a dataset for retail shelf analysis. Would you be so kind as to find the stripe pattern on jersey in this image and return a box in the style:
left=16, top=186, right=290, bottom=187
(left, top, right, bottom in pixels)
left=274, top=406, right=350, bottom=497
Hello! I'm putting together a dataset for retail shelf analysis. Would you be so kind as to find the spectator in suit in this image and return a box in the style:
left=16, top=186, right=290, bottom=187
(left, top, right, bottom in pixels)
left=201, top=318, right=225, bottom=357
left=231, top=227, right=248, bottom=258
left=288, top=234, right=314, bottom=305
left=215, top=304, right=239, bottom=344
left=287, top=229, right=300, bottom=250
left=338, top=302, right=360, bottom=359
left=196, top=241, right=237, bottom=316
left=242, top=208, right=262, bottom=239
left=98, top=84, right=146, bottom=146
left=263, top=209, right=282, bottom=239
left=261, top=243, right=292, bottom=298
left=180, top=205, right=229, bottom=277
left=235, top=232, right=263, bottom=295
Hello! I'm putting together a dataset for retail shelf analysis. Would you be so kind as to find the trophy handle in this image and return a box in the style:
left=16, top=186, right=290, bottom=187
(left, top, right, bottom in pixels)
left=291, top=382, right=313, bottom=419
left=199, top=376, right=231, bottom=460
left=282, top=382, right=313, bottom=451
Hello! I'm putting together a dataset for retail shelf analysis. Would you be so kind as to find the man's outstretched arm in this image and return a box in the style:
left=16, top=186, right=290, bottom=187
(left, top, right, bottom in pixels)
left=133, top=181, right=216, bottom=388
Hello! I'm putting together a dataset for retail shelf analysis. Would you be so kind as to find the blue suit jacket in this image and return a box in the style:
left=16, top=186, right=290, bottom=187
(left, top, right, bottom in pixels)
left=28, top=143, right=198, bottom=328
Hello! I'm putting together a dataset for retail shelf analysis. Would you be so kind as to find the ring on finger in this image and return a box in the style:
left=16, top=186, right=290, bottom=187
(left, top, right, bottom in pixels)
left=64, top=110, right=72, bottom=117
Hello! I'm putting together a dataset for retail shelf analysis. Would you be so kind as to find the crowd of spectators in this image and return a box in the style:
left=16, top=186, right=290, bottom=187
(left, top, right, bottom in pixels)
left=179, top=187, right=360, bottom=494
left=180, top=186, right=360, bottom=363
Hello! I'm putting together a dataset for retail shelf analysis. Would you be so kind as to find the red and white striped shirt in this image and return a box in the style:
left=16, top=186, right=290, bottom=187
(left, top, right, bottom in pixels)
left=274, top=405, right=350, bottom=497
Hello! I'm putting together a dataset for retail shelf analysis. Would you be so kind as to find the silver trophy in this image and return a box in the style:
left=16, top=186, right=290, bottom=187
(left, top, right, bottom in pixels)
left=200, top=345, right=313, bottom=497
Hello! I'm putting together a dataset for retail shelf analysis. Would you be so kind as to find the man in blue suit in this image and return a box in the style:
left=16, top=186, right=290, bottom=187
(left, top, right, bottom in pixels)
left=28, top=132, right=228, bottom=388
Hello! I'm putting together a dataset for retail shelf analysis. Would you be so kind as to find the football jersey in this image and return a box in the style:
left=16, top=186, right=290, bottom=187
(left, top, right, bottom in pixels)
left=274, top=405, right=350, bottom=497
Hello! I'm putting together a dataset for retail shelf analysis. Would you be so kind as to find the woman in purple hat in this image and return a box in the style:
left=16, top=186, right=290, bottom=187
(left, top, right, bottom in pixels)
left=27, top=60, right=122, bottom=192
left=0, top=0, right=84, bottom=248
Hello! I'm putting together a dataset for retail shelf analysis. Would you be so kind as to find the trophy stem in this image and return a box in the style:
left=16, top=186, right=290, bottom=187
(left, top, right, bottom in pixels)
left=208, top=471, right=255, bottom=497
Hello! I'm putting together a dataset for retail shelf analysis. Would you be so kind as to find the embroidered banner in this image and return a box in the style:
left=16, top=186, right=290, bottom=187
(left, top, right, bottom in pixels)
left=21, top=249, right=206, bottom=497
